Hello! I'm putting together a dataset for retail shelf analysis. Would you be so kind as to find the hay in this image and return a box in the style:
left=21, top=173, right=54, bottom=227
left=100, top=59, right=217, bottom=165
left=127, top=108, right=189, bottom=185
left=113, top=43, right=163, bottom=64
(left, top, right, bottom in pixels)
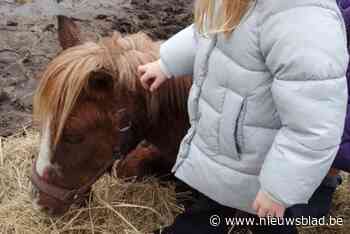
left=0, top=130, right=182, bottom=234
left=0, top=129, right=349, bottom=234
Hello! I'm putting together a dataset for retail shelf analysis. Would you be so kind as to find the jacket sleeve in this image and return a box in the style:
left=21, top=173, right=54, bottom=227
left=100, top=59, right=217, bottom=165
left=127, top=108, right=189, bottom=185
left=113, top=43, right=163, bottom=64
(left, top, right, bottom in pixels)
left=258, top=5, right=349, bottom=207
left=159, top=24, right=198, bottom=78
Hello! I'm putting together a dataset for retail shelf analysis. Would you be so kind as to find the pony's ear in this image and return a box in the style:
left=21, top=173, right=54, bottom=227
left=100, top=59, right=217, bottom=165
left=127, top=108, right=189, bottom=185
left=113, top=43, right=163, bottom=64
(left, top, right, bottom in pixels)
left=86, top=70, right=114, bottom=100
left=57, top=15, right=82, bottom=50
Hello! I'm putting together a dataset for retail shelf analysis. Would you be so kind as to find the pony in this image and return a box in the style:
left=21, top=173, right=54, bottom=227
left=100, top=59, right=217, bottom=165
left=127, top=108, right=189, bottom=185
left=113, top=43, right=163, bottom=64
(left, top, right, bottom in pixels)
left=31, top=16, right=191, bottom=215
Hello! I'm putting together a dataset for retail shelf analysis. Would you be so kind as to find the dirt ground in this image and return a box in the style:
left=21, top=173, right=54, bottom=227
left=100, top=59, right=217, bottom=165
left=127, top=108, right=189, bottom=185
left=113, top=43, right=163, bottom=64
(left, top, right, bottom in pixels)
left=0, top=0, right=193, bottom=136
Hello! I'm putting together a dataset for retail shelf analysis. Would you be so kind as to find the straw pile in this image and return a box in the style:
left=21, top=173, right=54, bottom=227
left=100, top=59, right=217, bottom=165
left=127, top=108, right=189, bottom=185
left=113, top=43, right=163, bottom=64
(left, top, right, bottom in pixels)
left=0, top=130, right=182, bottom=234
left=0, top=129, right=348, bottom=234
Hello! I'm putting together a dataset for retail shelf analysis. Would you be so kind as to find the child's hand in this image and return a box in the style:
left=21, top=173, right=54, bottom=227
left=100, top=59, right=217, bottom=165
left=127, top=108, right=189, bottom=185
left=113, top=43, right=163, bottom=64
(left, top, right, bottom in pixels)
left=252, top=190, right=285, bottom=218
left=138, top=60, right=168, bottom=92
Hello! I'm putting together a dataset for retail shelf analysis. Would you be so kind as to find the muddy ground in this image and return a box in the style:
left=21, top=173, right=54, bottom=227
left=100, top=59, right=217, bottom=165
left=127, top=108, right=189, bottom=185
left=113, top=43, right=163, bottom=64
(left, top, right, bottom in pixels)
left=0, top=0, right=193, bottom=136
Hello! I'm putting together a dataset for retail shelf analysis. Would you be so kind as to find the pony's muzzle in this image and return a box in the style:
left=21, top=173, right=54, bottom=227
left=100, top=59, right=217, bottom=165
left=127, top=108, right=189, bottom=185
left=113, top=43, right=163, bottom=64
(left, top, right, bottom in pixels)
left=31, top=185, right=70, bottom=216
left=30, top=165, right=72, bottom=216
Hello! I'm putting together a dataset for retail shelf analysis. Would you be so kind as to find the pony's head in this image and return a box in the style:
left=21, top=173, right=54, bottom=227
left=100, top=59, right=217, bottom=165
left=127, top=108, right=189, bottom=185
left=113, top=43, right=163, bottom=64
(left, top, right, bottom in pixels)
left=31, top=16, right=160, bottom=215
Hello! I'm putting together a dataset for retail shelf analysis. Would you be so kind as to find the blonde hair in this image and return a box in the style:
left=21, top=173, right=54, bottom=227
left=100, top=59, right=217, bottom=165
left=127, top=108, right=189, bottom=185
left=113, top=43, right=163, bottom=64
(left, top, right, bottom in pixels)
left=195, top=0, right=251, bottom=36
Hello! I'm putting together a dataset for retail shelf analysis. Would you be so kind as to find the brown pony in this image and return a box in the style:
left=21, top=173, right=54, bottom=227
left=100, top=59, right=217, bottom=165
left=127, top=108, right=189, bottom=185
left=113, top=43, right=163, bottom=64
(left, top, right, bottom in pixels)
left=31, top=16, right=191, bottom=215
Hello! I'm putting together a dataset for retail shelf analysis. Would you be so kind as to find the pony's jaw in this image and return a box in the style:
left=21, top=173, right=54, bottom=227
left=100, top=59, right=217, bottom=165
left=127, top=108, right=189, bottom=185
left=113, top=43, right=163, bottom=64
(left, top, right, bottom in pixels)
left=36, top=121, right=53, bottom=177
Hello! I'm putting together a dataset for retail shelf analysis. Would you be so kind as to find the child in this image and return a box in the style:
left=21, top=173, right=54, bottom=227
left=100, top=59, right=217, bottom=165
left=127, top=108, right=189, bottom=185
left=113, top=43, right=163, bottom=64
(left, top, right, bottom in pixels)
left=139, top=0, right=349, bottom=233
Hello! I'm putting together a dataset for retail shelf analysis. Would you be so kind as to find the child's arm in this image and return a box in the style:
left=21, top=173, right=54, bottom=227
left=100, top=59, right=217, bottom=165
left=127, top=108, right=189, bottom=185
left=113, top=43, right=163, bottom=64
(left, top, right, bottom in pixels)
left=139, top=25, right=197, bottom=91
left=257, top=4, right=348, bottom=210
left=158, top=24, right=198, bottom=78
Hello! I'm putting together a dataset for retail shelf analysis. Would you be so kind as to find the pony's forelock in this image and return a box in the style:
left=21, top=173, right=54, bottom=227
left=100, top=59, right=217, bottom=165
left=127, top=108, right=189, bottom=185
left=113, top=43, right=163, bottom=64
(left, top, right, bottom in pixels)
left=33, top=33, right=159, bottom=146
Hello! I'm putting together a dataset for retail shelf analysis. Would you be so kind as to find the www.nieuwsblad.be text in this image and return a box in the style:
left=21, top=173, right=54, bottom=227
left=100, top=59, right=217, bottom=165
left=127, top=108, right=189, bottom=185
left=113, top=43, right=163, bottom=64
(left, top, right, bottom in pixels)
left=209, top=215, right=344, bottom=227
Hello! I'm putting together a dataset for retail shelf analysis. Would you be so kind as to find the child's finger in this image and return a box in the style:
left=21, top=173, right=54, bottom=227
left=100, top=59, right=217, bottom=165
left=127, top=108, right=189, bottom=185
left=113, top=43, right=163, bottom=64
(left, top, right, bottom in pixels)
left=150, top=78, right=163, bottom=92
left=275, top=207, right=285, bottom=218
left=257, top=207, right=269, bottom=218
left=140, top=73, right=152, bottom=90
left=266, top=210, right=276, bottom=218
left=138, top=65, right=146, bottom=76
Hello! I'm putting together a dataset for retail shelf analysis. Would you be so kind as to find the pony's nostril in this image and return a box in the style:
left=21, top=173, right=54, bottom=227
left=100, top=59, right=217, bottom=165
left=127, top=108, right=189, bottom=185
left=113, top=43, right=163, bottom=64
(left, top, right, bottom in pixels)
left=40, top=165, right=61, bottom=183
left=42, top=167, right=52, bottom=182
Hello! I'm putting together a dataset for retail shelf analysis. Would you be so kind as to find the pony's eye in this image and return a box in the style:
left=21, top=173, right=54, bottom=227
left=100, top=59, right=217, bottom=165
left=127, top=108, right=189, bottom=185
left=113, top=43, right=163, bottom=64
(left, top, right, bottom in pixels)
left=63, top=134, right=84, bottom=144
